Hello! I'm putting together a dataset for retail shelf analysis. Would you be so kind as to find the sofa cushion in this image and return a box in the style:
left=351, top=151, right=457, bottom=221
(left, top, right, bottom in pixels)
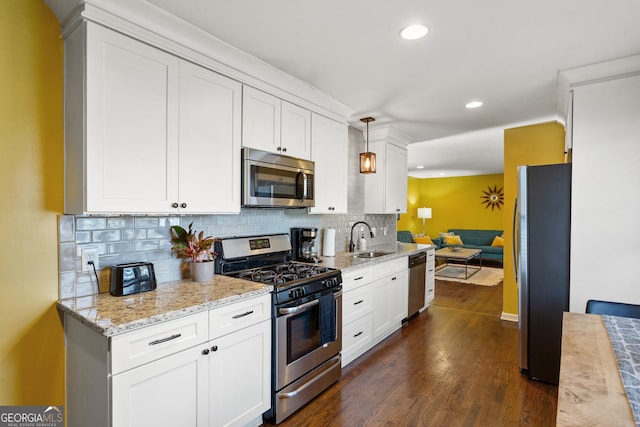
left=397, top=230, right=414, bottom=243
left=448, top=229, right=503, bottom=246
left=491, top=236, right=504, bottom=247
left=444, top=235, right=464, bottom=245
left=414, top=236, right=434, bottom=245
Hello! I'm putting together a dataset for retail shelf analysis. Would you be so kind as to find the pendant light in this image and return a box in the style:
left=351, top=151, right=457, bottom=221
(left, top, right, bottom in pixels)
left=359, top=117, right=376, bottom=174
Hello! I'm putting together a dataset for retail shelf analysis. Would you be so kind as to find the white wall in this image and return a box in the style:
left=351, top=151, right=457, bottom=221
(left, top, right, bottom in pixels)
left=570, top=74, right=640, bottom=312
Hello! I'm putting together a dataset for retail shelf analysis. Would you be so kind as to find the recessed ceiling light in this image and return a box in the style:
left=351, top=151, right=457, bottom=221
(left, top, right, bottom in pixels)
left=465, top=100, right=483, bottom=109
left=416, top=165, right=424, bottom=169
left=400, top=24, right=428, bottom=40
left=439, top=172, right=446, bottom=176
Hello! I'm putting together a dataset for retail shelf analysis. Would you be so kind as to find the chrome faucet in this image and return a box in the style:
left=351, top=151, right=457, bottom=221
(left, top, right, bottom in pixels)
left=349, top=221, right=375, bottom=252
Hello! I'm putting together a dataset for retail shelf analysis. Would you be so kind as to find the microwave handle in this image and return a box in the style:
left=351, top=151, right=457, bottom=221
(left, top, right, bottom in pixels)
left=296, top=171, right=307, bottom=201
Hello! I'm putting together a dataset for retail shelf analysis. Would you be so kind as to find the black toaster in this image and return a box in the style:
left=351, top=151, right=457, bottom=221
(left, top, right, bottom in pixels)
left=110, top=262, right=157, bottom=296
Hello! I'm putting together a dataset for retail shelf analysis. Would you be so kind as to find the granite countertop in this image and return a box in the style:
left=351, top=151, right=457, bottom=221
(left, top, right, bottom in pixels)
left=58, top=275, right=271, bottom=337
left=59, top=243, right=432, bottom=337
left=321, top=242, right=435, bottom=273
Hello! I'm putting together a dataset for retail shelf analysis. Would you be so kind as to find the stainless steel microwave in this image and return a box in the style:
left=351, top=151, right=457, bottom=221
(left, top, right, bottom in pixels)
left=242, top=148, right=315, bottom=208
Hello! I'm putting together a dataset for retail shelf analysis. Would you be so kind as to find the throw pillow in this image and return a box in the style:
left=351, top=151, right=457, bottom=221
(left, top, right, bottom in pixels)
left=491, top=236, right=504, bottom=247
left=414, top=236, right=434, bottom=245
left=444, top=235, right=463, bottom=245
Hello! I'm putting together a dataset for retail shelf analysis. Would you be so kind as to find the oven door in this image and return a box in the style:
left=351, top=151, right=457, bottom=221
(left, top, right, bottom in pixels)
left=242, top=148, right=315, bottom=208
left=274, top=290, right=342, bottom=390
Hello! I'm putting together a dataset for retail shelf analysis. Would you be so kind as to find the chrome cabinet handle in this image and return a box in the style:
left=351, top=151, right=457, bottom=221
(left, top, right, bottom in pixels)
left=232, top=310, right=254, bottom=319
left=149, top=333, right=181, bottom=346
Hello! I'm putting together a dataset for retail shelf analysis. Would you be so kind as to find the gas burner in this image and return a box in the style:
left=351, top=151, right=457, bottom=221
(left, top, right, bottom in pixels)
left=273, top=273, right=299, bottom=285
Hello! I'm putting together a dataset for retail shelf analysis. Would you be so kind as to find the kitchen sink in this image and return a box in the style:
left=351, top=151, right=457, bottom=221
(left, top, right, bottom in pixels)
left=353, top=251, right=394, bottom=259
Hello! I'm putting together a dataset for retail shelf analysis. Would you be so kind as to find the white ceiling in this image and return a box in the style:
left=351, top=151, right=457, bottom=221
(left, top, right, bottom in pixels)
left=148, top=0, right=640, bottom=178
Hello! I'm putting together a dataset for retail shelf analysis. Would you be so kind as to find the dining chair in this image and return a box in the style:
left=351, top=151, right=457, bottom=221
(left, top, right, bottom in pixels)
left=585, top=299, right=640, bottom=319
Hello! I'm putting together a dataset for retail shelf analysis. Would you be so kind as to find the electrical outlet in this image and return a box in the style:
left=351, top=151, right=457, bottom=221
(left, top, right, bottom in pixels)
left=81, top=248, right=99, bottom=272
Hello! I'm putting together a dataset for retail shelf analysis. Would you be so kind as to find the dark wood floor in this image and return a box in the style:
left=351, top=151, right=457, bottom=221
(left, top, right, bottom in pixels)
left=268, top=278, right=558, bottom=426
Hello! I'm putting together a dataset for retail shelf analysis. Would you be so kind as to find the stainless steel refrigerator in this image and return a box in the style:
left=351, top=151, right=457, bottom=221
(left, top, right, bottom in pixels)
left=515, top=163, right=571, bottom=385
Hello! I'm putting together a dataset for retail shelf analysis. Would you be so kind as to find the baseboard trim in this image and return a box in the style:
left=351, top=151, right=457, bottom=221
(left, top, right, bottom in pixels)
left=500, top=312, right=519, bottom=322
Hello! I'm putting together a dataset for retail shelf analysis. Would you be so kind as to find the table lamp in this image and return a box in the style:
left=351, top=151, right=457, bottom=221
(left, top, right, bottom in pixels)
left=417, top=207, right=432, bottom=235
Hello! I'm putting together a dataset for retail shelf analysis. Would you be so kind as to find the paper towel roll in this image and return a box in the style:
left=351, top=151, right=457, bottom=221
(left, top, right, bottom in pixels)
left=323, top=228, right=336, bottom=257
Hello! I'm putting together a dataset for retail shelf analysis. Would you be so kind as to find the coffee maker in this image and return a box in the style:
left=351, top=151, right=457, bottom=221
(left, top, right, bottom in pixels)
left=290, top=227, right=321, bottom=263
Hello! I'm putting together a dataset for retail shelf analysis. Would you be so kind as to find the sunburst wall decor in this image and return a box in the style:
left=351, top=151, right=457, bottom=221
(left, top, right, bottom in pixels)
left=481, top=185, right=504, bottom=210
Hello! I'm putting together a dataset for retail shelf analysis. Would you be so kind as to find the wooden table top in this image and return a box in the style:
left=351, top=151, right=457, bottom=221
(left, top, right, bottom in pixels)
left=434, top=247, right=481, bottom=260
left=557, top=312, right=636, bottom=426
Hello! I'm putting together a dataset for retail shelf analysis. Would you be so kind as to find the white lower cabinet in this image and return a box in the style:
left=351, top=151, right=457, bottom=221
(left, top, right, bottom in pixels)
left=424, top=248, right=436, bottom=308
left=112, top=345, right=209, bottom=426
left=341, top=257, right=408, bottom=367
left=65, top=294, right=271, bottom=427
left=209, top=320, right=271, bottom=427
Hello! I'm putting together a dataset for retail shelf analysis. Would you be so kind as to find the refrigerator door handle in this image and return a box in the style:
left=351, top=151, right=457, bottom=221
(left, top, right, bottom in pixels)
left=512, top=197, right=519, bottom=282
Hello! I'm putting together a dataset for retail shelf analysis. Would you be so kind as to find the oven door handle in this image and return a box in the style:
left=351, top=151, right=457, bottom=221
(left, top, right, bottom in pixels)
left=278, top=298, right=319, bottom=315
left=278, top=355, right=341, bottom=399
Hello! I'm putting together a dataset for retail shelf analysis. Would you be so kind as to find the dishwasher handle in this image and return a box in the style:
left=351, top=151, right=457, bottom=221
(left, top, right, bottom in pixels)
left=409, top=252, right=427, bottom=268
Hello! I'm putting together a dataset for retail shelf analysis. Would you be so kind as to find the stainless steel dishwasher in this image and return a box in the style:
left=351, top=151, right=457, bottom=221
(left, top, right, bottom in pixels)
left=408, top=251, right=427, bottom=318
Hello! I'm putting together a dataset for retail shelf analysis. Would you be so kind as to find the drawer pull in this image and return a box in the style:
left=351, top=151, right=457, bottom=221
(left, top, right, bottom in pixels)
left=354, top=331, right=363, bottom=338
left=354, top=276, right=364, bottom=281
left=149, top=333, right=182, bottom=346
left=354, top=300, right=364, bottom=305
left=232, top=310, right=254, bottom=319
left=391, top=277, right=397, bottom=280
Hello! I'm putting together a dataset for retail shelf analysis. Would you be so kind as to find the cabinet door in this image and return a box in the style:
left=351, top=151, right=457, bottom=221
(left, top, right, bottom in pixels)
left=309, top=114, right=348, bottom=214
left=363, top=140, right=386, bottom=214
left=389, top=270, right=409, bottom=325
left=209, top=320, right=271, bottom=427
left=112, top=345, right=209, bottom=427
left=179, top=62, right=242, bottom=213
left=372, top=277, right=392, bottom=339
left=242, top=86, right=281, bottom=153
left=281, top=101, right=311, bottom=159
left=385, top=143, right=408, bottom=214
left=85, top=23, right=180, bottom=213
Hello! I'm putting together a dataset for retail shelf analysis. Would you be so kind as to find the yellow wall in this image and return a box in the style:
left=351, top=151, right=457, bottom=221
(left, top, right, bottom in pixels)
left=400, top=174, right=504, bottom=237
left=0, top=0, right=64, bottom=405
left=502, top=122, right=565, bottom=316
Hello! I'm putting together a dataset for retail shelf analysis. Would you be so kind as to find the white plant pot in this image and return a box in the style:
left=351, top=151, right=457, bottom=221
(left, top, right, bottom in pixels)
left=190, top=261, right=214, bottom=283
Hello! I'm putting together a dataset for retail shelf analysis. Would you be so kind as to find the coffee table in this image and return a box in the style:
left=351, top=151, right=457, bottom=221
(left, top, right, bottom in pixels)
left=435, top=248, right=482, bottom=279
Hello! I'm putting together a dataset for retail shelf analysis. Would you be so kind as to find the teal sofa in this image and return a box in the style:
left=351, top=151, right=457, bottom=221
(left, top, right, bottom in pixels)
left=432, top=229, right=504, bottom=264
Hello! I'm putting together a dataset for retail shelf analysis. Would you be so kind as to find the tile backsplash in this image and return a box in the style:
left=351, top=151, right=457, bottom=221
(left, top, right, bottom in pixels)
left=57, top=126, right=399, bottom=299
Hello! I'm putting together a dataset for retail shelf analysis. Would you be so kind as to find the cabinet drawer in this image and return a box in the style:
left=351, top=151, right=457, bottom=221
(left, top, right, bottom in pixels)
left=427, top=250, right=436, bottom=268
left=343, top=285, right=373, bottom=325
left=371, top=257, right=407, bottom=278
left=209, top=294, right=271, bottom=339
left=342, top=265, right=376, bottom=292
left=342, top=313, right=373, bottom=365
left=111, top=311, right=209, bottom=374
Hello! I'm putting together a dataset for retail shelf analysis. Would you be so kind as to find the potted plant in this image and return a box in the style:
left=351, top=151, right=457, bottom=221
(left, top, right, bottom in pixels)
left=170, top=222, right=218, bottom=282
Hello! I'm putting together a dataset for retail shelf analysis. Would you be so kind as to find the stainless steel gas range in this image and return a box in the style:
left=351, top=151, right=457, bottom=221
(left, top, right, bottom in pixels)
left=215, top=233, right=342, bottom=424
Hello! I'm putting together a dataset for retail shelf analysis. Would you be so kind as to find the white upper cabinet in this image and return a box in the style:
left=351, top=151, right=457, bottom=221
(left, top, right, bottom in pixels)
left=241, top=86, right=282, bottom=154
left=178, top=61, right=242, bottom=214
left=281, top=101, right=312, bottom=159
left=242, top=86, right=311, bottom=159
left=309, top=114, right=348, bottom=214
left=364, top=140, right=409, bottom=214
left=65, top=23, right=241, bottom=214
